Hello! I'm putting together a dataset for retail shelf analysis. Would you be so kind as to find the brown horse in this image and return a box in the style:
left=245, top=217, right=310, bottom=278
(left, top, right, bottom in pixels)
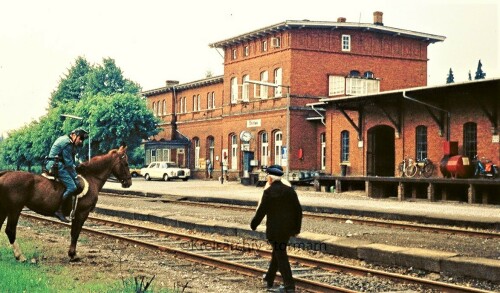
left=0, top=145, right=132, bottom=261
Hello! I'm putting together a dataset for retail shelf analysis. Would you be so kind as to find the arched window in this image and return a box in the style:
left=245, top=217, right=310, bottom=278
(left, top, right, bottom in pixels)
left=274, top=131, right=283, bottom=165
left=152, top=102, right=156, bottom=116
left=260, top=71, right=268, bottom=99
left=211, top=92, right=216, bottom=108
left=230, top=134, right=238, bottom=170
left=162, top=100, right=167, bottom=115
left=194, top=138, right=200, bottom=168
left=274, top=68, right=282, bottom=97
left=207, top=136, right=215, bottom=164
left=242, top=75, right=250, bottom=102
left=340, top=130, right=349, bottom=162
left=463, top=122, right=477, bottom=159
left=416, top=126, right=428, bottom=161
left=230, top=77, right=238, bottom=104
left=320, top=133, right=326, bottom=170
left=207, top=92, right=212, bottom=109
left=260, top=132, right=269, bottom=166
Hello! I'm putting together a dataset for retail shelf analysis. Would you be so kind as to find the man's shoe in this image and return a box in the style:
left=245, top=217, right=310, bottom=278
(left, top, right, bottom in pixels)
left=262, top=274, right=274, bottom=289
left=54, top=209, right=70, bottom=223
left=278, top=285, right=295, bottom=293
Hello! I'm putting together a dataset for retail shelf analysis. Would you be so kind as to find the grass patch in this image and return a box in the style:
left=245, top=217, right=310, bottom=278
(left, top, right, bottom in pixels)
left=0, top=230, right=174, bottom=292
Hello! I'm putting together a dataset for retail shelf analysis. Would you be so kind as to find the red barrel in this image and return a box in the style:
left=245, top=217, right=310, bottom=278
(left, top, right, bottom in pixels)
left=440, top=155, right=473, bottom=178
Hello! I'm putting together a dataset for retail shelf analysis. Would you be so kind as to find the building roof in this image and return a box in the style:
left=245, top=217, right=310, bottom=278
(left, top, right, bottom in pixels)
left=142, top=75, right=223, bottom=97
left=317, top=78, right=500, bottom=106
left=209, top=20, right=446, bottom=48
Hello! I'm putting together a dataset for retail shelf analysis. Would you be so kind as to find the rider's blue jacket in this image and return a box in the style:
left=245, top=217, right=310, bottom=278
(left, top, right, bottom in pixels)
left=46, top=135, right=78, bottom=179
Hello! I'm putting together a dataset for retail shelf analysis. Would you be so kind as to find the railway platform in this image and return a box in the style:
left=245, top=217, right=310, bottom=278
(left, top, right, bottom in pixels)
left=99, top=178, right=500, bottom=282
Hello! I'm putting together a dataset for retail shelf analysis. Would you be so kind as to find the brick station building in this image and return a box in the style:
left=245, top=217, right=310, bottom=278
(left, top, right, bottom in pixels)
left=140, top=12, right=497, bottom=181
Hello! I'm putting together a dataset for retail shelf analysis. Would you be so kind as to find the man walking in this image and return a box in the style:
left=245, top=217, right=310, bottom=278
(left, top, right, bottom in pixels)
left=250, top=165, right=302, bottom=292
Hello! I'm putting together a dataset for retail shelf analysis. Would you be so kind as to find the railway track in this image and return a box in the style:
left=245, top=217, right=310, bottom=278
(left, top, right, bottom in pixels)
left=112, top=194, right=500, bottom=239
left=20, top=211, right=492, bottom=293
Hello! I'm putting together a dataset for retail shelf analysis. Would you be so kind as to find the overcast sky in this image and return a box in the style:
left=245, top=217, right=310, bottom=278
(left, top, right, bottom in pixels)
left=1, top=0, right=498, bottom=136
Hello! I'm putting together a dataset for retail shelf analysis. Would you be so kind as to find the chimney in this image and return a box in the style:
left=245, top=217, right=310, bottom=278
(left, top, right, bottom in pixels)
left=337, top=17, right=346, bottom=23
left=166, top=80, right=179, bottom=87
left=373, top=11, right=383, bottom=25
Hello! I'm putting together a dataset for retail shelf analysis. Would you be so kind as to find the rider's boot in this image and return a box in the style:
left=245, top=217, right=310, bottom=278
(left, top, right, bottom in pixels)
left=54, top=205, right=70, bottom=223
left=54, top=191, right=71, bottom=223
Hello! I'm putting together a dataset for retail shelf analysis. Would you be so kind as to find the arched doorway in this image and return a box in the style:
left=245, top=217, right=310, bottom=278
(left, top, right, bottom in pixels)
left=367, top=125, right=395, bottom=176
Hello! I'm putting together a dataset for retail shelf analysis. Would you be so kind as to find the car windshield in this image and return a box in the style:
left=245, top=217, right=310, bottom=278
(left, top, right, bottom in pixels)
left=166, top=163, right=178, bottom=168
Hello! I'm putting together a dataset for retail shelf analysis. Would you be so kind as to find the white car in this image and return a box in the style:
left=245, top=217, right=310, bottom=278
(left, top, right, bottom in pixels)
left=140, top=161, right=190, bottom=181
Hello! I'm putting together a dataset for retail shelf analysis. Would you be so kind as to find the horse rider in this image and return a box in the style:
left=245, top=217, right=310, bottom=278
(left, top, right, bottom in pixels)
left=250, top=165, right=303, bottom=292
left=46, top=128, right=88, bottom=223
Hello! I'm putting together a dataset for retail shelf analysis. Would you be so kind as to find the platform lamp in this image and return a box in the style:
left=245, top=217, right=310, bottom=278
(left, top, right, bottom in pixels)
left=60, top=114, right=91, bottom=160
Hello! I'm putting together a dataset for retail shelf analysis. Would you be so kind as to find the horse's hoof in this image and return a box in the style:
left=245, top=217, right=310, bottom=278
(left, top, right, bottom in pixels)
left=69, top=257, right=81, bottom=262
left=16, top=255, right=27, bottom=262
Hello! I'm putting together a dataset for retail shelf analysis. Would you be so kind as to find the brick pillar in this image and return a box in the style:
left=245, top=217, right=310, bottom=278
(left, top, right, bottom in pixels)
left=427, top=183, right=435, bottom=202
left=366, top=181, right=372, bottom=197
left=482, top=189, right=489, bottom=204
left=335, top=179, right=341, bottom=194
left=397, top=182, right=405, bottom=201
left=468, top=184, right=476, bottom=204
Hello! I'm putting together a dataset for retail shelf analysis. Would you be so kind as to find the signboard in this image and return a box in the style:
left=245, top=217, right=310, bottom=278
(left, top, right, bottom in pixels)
left=246, top=119, right=261, bottom=128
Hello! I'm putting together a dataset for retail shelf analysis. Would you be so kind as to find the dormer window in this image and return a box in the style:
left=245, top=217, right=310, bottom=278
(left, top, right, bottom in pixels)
left=342, top=35, right=351, bottom=52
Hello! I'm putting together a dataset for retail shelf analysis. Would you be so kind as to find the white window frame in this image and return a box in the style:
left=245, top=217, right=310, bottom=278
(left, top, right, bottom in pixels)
left=232, top=49, right=237, bottom=60
left=230, top=77, right=238, bottom=104
left=193, top=95, right=198, bottom=112
left=342, top=34, right=351, bottom=52
left=262, top=40, right=267, bottom=52
left=230, top=134, right=238, bottom=170
left=274, top=68, right=283, bottom=97
left=260, top=132, right=269, bottom=166
left=244, top=46, right=249, bottom=56
left=242, top=75, right=250, bottom=102
left=346, top=78, right=380, bottom=96
left=274, top=131, right=283, bottom=165
left=260, top=71, right=268, bottom=99
left=178, top=99, right=182, bottom=114
left=328, top=75, right=346, bottom=96
left=194, top=139, right=200, bottom=169
left=162, top=100, right=166, bottom=115
left=163, top=149, right=171, bottom=162
left=211, top=92, right=216, bottom=108
left=321, top=133, right=326, bottom=170
left=271, top=37, right=281, bottom=48
left=207, top=92, right=212, bottom=109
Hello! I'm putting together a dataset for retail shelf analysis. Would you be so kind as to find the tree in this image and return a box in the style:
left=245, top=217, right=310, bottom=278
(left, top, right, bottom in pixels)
left=0, top=57, right=158, bottom=170
left=49, top=57, right=91, bottom=108
left=474, top=59, right=486, bottom=80
left=74, top=93, right=159, bottom=159
left=446, top=68, right=454, bottom=84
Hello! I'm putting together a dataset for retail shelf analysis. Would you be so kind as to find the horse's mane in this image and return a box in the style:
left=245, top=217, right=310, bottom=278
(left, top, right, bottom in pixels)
left=76, top=149, right=119, bottom=175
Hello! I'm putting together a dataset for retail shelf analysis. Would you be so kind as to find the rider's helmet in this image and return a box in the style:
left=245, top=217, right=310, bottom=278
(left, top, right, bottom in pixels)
left=71, top=128, right=89, bottom=140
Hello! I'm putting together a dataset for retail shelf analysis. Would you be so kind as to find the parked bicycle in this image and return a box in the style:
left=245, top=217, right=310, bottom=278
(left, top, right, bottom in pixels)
left=405, top=158, right=434, bottom=178
left=398, top=157, right=412, bottom=177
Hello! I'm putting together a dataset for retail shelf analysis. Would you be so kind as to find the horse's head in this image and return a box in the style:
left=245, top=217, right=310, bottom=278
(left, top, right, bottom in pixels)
left=111, top=145, right=132, bottom=188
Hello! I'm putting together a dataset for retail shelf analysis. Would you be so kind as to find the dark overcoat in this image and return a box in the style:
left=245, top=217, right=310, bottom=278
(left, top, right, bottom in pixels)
left=251, top=180, right=302, bottom=241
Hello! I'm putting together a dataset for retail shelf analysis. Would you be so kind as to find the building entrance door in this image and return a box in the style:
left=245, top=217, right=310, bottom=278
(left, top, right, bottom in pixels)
left=367, top=125, right=395, bottom=176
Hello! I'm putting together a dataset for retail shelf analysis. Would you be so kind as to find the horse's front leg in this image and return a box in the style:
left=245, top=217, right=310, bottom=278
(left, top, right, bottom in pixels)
left=68, top=210, right=90, bottom=260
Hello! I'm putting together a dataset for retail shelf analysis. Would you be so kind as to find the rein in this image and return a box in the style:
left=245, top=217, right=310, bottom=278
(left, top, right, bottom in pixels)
left=84, top=153, right=131, bottom=185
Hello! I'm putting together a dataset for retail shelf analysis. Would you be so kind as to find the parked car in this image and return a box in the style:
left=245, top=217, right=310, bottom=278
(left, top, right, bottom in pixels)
left=129, top=168, right=142, bottom=178
left=140, top=161, right=190, bottom=181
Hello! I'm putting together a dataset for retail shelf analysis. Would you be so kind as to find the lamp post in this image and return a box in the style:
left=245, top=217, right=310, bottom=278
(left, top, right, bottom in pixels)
left=60, top=114, right=91, bottom=160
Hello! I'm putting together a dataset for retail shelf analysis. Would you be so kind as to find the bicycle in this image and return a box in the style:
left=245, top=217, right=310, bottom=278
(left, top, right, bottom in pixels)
left=405, top=158, right=434, bottom=178
left=398, top=157, right=412, bottom=177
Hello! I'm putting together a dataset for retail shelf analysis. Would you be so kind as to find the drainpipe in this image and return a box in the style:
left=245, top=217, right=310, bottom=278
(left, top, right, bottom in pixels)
left=402, top=91, right=451, bottom=141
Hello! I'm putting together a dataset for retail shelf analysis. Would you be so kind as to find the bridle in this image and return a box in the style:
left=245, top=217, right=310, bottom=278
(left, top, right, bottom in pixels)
left=113, top=153, right=132, bottom=185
